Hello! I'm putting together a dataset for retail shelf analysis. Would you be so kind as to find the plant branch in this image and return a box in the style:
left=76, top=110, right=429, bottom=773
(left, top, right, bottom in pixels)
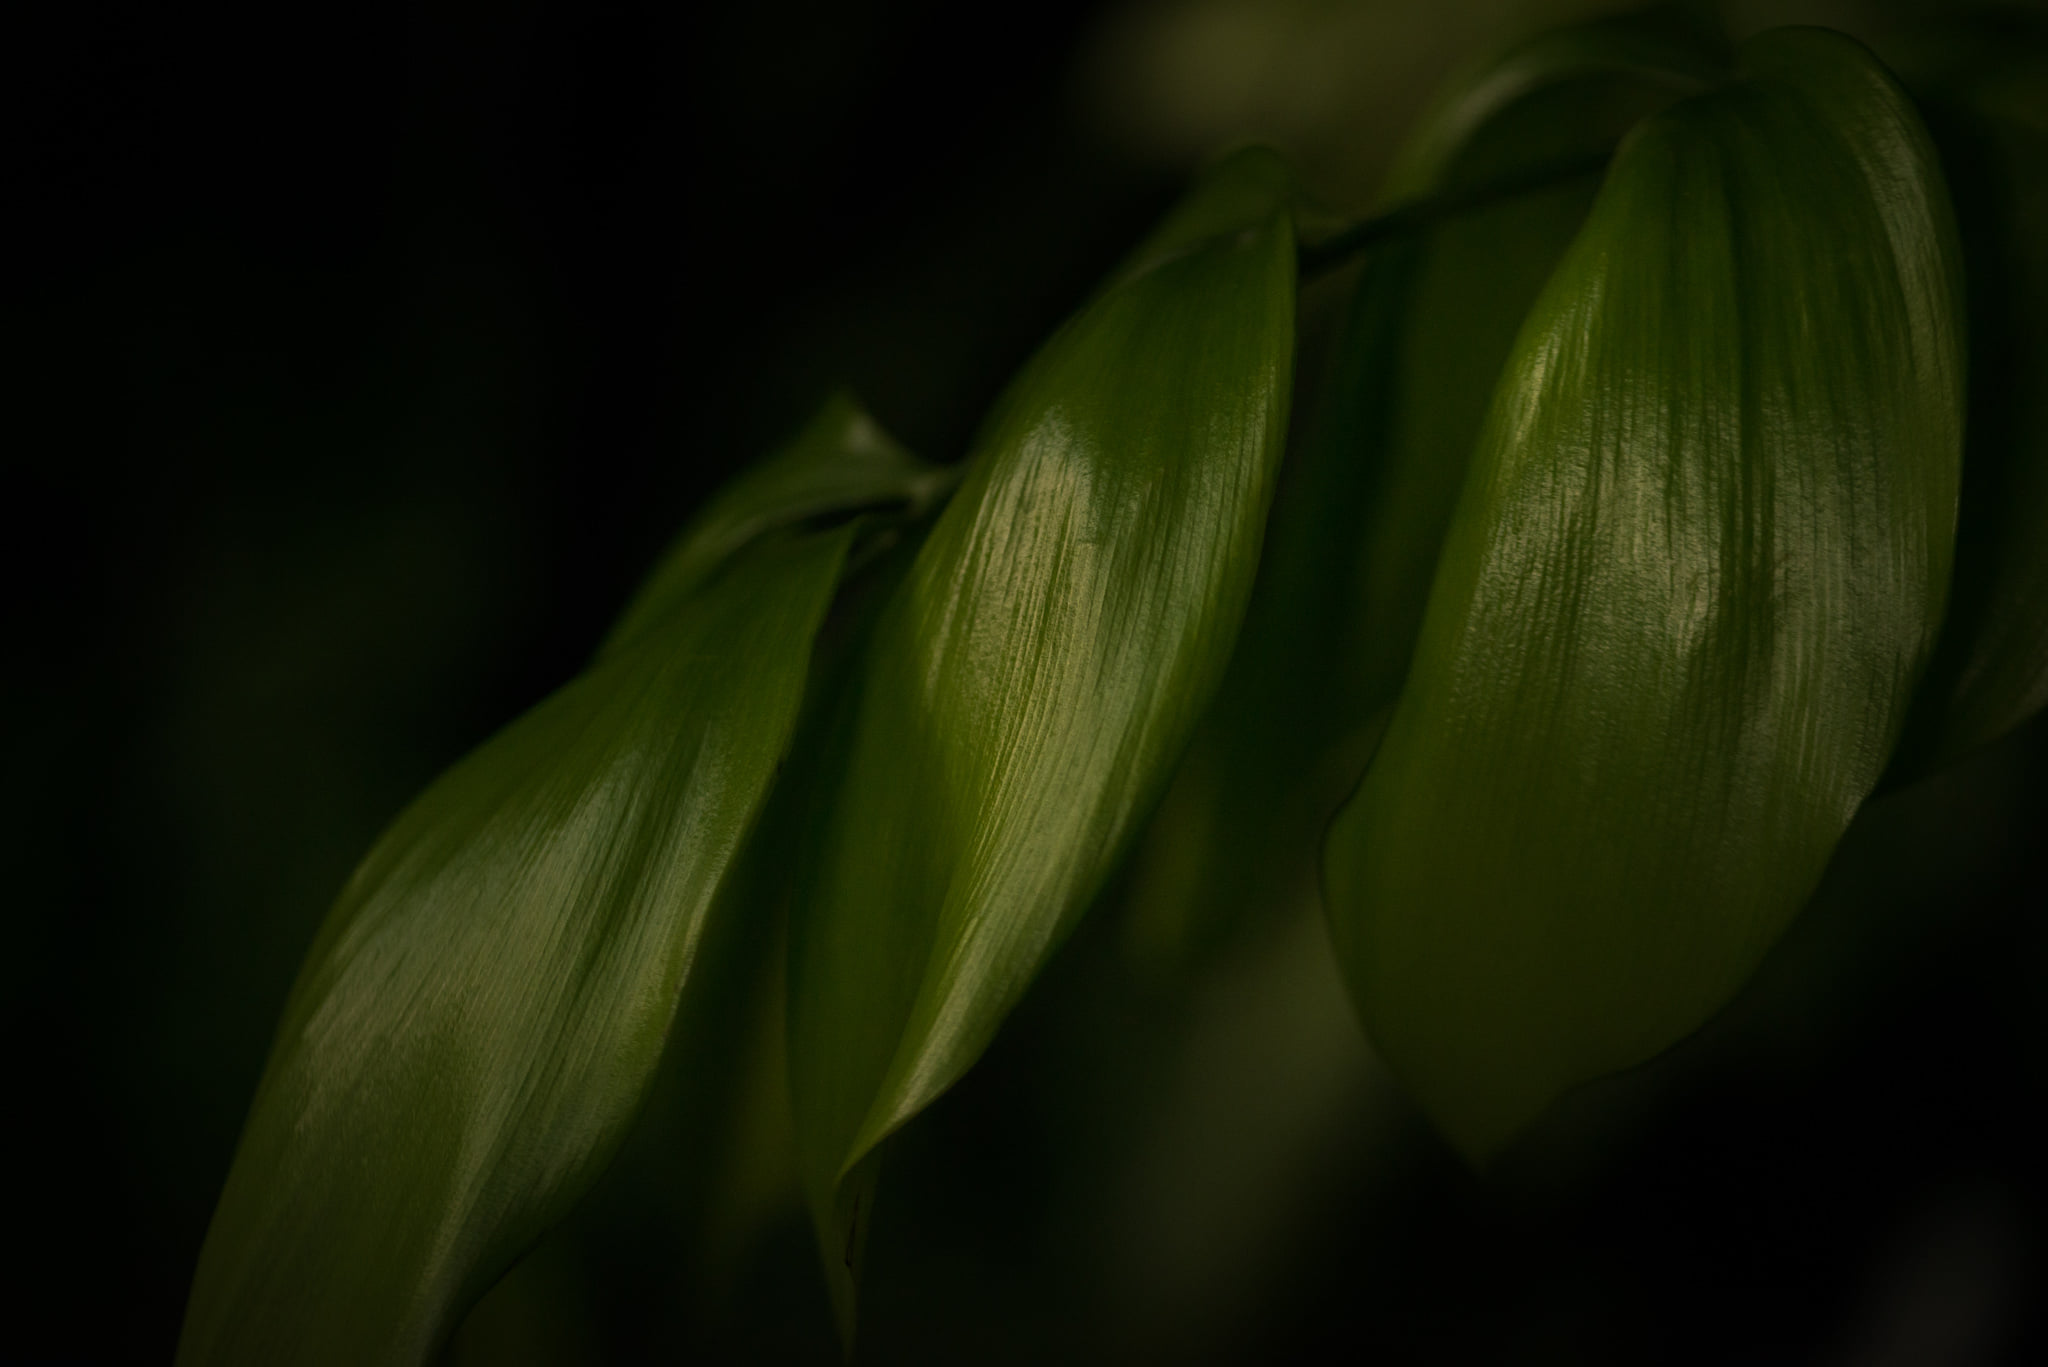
left=1298, top=148, right=1616, bottom=279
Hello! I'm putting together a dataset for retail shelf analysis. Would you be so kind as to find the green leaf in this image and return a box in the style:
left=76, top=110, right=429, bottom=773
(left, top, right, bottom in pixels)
left=1895, top=28, right=2048, bottom=770
left=1123, top=13, right=1722, bottom=967
left=785, top=146, right=1297, bottom=1342
left=601, top=390, right=954, bottom=661
left=175, top=397, right=920, bottom=1363
left=1322, top=28, right=1966, bottom=1164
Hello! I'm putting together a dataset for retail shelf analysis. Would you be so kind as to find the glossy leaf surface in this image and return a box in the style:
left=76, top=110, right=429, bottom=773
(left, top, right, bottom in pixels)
left=179, top=522, right=860, bottom=1362
left=786, top=147, right=1296, bottom=1338
left=1124, top=14, right=1720, bottom=965
left=1324, top=28, right=1965, bottom=1163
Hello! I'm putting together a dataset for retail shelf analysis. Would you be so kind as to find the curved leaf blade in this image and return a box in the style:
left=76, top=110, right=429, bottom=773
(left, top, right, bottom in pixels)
left=786, top=147, right=1297, bottom=1339
left=179, top=528, right=858, bottom=1363
left=1323, top=28, right=1966, bottom=1164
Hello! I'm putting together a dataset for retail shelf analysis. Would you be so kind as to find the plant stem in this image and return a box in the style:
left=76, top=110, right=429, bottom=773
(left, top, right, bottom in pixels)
left=1298, top=148, right=1615, bottom=278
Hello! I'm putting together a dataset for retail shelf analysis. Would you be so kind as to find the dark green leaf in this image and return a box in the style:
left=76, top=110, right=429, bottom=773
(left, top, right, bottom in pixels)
left=785, top=147, right=1297, bottom=1341
left=1123, top=13, right=1722, bottom=967
left=1323, top=28, right=1966, bottom=1164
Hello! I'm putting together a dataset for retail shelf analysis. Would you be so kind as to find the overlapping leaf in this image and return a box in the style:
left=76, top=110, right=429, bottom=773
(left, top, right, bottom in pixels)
left=1123, top=13, right=1722, bottom=966
left=1323, top=28, right=1966, bottom=1163
left=178, top=400, right=936, bottom=1366
left=785, top=147, right=1297, bottom=1339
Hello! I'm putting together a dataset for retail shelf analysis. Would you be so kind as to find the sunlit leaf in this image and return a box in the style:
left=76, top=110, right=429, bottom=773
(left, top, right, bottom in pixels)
left=1123, top=13, right=1722, bottom=967
left=785, top=146, right=1297, bottom=1341
left=1895, top=27, right=2048, bottom=770
left=175, top=397, right=931, bottom=1364
left=1323, top=28, right=1966, bottom=1164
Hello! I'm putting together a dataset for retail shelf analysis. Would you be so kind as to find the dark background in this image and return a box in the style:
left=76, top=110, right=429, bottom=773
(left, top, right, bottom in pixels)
left=14, top=1, right=2047, bottom=1362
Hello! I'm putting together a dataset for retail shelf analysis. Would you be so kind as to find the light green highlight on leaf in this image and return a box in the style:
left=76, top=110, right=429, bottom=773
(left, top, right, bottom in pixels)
left=786, top=146, right=1297, bottom=1344
left=1323, top=28, right=1966, bottom=1165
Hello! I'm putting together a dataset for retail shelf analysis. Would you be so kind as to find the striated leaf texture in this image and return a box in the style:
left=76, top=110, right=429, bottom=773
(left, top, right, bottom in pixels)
left=1123, top=13, right=1724, bottom=966
left=786, top=147, right=1297, bottom=1340
left=176, top=398, right=928, bottom=1365
left=1896, top=25, right=2048, bottom=770
left=1323, top=27, right=1966, bottom=1165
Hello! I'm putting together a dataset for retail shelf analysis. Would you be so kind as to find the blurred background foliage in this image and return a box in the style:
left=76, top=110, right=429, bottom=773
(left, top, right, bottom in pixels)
left=14, top=0, right=2046, bottom=1361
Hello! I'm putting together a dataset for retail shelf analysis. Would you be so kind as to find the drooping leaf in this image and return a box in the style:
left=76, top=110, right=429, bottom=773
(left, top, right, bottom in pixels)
left=1894, top=25, right=2048, bottom=770
left=1123, top=13, right=1723, bottom=967
left=1323, top=28, right=1966, bottom=1164
left=177, top=397, right=932, bottom=1365
left=785, top=147, right=1297, bottom=1340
